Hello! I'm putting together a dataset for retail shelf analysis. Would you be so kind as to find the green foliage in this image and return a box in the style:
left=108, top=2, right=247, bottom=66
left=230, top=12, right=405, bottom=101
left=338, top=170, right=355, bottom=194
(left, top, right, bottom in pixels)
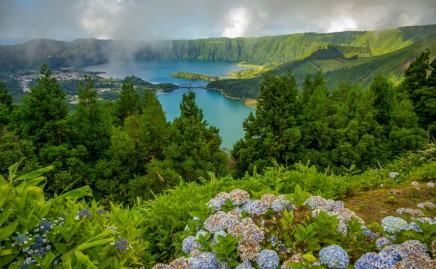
left=232, top=73, right=301, bottom=176
left=17, top=64, right=69, bottom=149
left=69, top=76, right=113, bottom=161
left=0, top=163, right=151, bottom=268
left=116, top=78, right=141, bottom=123
left=170, top=91, right=228, bottom=182
left=401, top=49, right=436, bottom=136
left=211, top=234, right=240, bottom=266
left=0, top=82, right=13, bottom=127
left=171, top=72, right=219, bottom=81
left=400, top=220, right=436, bottom=252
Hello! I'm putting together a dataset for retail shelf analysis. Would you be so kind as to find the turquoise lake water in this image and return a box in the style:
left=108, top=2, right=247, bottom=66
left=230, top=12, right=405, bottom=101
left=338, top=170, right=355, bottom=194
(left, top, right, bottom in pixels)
left=82, top=60, right=253, bottom=149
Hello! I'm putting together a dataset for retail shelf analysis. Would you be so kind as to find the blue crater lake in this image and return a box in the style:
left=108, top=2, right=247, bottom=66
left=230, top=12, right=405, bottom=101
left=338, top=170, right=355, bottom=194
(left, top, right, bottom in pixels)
left=82, top=60, right=253, bottom=149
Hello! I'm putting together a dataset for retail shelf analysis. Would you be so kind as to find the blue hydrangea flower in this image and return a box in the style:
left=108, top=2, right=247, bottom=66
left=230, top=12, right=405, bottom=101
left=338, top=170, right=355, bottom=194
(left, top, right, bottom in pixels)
left=96, top=209, right=106, bottom=215
left=381, top=216, right=409, bottom=234
left=115, top=238, right=129, bottom=251
left=204, top=211, right=226, bottom=232
left=15, top=234, right=29, bottom=245
left=271, top=198, right=291, bottom=212
left=354, top=253, right=391, bottom=269
left=189, top=252, right=220, bottom=269
left=39, top=220, right=54, bottom=233
left=376, top=237, right=392, bottom=250
left=378, top=246, right=402, bottom=266
left=182, top=236, right=200, bottom=254
left=235, top=261, right=254, bottom=269
left=256, top=249, right=280, bottom=269
left=319, top=245, right=349, bottom=269
left=269, top=236, right=279, bottom=247
left=208, top=192, right=230, bottom=211
left=362, top=229, right=377, bottom=240
left=244, top=200, right=268, bottom=215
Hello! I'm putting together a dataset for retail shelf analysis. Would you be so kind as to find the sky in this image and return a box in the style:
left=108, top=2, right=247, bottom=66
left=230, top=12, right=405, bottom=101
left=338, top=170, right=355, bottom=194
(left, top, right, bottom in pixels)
left=1, top=0, right=436, bottom=44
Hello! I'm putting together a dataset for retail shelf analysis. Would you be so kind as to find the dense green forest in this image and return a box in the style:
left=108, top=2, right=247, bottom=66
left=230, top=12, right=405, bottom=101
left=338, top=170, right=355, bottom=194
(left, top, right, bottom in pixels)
left=1, top=38, right=436, bottom=267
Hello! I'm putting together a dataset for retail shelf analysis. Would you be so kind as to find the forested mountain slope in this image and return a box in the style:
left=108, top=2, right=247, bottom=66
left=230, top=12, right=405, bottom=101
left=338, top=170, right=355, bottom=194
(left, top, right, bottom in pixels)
left=1, top=24, right=435, bottom=72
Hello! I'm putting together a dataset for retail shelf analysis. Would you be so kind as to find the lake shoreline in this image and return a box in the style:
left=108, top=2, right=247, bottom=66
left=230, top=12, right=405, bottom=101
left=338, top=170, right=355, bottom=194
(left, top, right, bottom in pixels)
left=158, top=86, right=256, bottom=109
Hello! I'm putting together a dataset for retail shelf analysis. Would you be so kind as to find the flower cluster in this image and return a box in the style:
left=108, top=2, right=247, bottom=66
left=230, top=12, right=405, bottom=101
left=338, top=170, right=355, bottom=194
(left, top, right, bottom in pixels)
left=14, top=217, right=62, bottom=267
left=75, top=208, right=91, bottom=220
left=115, top=238, right=130, bottom=252
left=417, top=201, right=435, bottom=209
left=229, top=189, right=250, bottom=205
left=381, top=216, right=409, bottom=234
left=188, top=251, right=221, bottom=269
left=256, top=249, right=280, bottom=269
left=409, top=217, right=436, bottom=233
left=411, top=181, right=420, bottom=190
left=152, top=190, right=436, bottom=269
left=208, top=192, right=230, bottom=211
left=305, top=196, right=364, bottom=234
left=396, top=207, right=424, bottom=217
left=319, top=245, right=349, bottom=269
left=376, top=237, right=392, bottom=250
left=356, top=240, right=433, bottom=268
left=182, top=236, right=201, bottom=254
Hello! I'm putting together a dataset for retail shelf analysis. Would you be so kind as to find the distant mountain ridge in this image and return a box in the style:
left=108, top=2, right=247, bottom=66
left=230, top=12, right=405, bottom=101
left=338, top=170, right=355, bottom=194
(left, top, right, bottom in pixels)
left=1, top=24, right=435, bottom=71
left=1, top=24, right=435, bottom=98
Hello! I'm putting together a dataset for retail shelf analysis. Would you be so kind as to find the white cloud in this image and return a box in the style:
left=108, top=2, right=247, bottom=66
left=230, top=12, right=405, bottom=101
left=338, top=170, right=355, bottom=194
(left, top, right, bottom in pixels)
left=222, top=7, right=251, bottom=38
left=0, top=0, right=435, bottom=42
left=327, top=16, right=358, bottom=33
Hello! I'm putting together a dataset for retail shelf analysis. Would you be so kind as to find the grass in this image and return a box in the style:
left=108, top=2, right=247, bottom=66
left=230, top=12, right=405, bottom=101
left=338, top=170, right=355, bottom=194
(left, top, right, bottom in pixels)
left=244, top=99, right=257, bottom=109
left=344, top=182, right=436, bottom=224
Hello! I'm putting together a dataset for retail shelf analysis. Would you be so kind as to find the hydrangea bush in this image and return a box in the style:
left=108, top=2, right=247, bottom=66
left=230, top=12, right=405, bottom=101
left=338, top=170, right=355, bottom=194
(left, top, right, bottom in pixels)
left=152, top=188, right=436, bottom=268
left=0, top=163, right=151, bottom=268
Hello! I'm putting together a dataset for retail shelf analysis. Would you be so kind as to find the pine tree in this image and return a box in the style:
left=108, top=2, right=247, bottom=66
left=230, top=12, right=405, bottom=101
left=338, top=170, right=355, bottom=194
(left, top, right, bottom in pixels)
left=70, top=76, right=113, bottom=161
left=170, top=91, right=228, bottom=182
left=402, top=49, right=436, bottom=137
left=18, top=64, right=69, bottom=149
left=0, top=82, right=13, bottom=127
left=232, top=73, right=301, bottom=175
left=116, top=78, right=141, bottom=123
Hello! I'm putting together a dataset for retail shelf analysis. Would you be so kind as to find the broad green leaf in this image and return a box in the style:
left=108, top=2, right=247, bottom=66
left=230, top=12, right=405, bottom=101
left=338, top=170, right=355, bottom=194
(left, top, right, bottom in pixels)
left=16, top=166, right=53, bottom=181
left=0, top=207, right=12, bottom=226
left=75, top=250, right=98, bottom=269
left=8, top=162, right=20, bottom=182
left=59, top=185, right=93, bottom=200
left=0, top=221, right=18, bottom=241
left=62, top=257, right=73, bottom=269
left=0, top=248, right=14, bottom=256
left=77, top=238, right=114, bottom=251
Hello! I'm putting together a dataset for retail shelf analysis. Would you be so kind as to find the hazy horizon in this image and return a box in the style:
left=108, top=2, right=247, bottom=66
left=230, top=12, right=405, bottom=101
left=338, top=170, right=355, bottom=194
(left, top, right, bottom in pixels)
left=1, top=0, right=436, bottom=45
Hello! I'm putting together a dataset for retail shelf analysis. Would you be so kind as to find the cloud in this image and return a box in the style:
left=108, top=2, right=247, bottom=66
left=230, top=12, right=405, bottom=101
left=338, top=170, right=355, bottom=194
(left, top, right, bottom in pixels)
left=0, top=0, right=435, bottom=43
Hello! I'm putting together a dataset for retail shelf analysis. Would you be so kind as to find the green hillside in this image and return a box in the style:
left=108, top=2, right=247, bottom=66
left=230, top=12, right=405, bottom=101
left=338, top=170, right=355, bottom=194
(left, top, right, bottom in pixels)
left=1, top=24, right=435, bottom=99
left=138, top=24, right=436, bottom=64
left=208, top=32, right=436, bottom=98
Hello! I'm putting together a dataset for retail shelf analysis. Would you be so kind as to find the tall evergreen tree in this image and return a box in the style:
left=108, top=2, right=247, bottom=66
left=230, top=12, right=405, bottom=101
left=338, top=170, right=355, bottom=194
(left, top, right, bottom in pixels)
left=370, top=76, right=395, bottom=126
left=298, top=72, right=336, bottom=167
left=232, top=73, right=301, bottom=175
left=70, top=76, right=113, bottom=161
left=0, top=82, right=13, bottom=127
left=95, top=90, right=175, bottom=201
left=18, top=64, right=69, bottom=149
left=170, top=91, right=228, bottom=182
left=116, top=79, right=141, bottom=123
left=402, top=49, right=436, bottom=137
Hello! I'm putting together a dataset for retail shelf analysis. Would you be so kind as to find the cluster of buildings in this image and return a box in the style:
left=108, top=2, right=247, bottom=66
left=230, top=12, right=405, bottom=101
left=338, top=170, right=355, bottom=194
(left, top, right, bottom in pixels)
left=14, top=71, right=84, bottom=92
